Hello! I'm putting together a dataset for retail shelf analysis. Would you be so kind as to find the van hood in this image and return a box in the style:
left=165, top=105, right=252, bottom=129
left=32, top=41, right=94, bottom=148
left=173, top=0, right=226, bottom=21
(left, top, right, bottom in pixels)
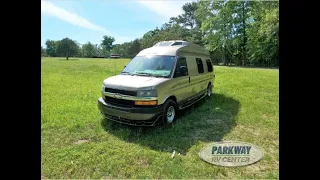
left=103, top=74, right=169, bottom=90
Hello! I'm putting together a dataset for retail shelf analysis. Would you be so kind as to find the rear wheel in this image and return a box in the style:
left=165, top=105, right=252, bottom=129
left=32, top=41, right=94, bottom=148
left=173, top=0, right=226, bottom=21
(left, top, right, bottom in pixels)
left=163, top=99, right=177, bottom=125
left=207, top=84, right=213, bottom=97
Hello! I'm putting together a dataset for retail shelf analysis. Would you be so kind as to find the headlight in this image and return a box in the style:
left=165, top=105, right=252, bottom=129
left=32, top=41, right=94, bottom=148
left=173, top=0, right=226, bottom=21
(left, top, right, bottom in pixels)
left=136, top=90, right=157, bottom=97
left=101, top=84, right=105, bottom=91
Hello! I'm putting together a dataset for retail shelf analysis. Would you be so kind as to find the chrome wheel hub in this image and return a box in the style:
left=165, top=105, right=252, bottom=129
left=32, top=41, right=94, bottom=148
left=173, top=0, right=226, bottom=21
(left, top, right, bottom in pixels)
left=166, top=106, right=175, bottom=123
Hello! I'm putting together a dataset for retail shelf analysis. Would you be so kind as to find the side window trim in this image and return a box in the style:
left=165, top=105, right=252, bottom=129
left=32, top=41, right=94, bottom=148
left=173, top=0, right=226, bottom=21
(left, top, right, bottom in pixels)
left=196, top=58, right=204, bottom=74
left=206, top=59, right=213, bottom=72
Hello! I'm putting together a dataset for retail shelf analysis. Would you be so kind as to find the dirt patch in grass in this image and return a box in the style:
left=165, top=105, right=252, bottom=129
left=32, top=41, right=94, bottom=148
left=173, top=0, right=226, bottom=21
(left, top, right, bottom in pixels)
left=73, top=139, right=90, bottom=144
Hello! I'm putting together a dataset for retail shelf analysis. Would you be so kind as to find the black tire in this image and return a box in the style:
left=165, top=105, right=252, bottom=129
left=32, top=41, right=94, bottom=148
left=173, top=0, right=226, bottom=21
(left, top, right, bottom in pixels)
left=162, top=99, right=177, bottom=125
left=207, top=84, right=213, bottom=98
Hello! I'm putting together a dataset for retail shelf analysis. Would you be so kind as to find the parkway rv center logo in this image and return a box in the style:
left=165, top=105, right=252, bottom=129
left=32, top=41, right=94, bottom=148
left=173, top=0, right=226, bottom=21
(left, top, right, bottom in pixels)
left=198, top=141, right=264, bottom=167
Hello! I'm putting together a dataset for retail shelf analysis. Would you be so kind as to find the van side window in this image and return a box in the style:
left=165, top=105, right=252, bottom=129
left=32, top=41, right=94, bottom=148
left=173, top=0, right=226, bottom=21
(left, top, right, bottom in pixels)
left=206, top=59, right=213, bottom=72
left=196, top=58, right=204, bottom=73
left=174, top=57, right=188, bottom=77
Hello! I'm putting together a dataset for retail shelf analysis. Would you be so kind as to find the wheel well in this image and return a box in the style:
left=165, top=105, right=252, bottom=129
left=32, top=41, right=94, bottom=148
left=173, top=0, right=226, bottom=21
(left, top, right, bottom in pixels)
left=167, top=96, right=177, bottom=103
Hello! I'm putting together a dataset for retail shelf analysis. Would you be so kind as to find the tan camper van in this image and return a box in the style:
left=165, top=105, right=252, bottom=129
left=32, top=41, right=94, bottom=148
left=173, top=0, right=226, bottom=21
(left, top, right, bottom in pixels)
left=98, top=40, right=215, bottom=126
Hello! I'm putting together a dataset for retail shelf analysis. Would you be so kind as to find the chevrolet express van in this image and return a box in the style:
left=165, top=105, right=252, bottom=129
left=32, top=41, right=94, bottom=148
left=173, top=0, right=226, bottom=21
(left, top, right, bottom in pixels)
left=98, top=40, right=215, bottom=126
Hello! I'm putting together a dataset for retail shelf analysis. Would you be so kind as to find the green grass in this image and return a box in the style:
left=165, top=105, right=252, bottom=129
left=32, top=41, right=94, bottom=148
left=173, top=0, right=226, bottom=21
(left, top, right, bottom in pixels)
left=41, top=57, right=279, bottom=179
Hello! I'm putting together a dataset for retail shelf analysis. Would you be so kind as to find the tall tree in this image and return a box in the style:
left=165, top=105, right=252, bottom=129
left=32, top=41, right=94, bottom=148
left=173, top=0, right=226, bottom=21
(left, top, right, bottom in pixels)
left=56, top=38, right=79, bottom=60
left=247, top=0, right=279, bottom=67
left=185, top=27, right=204, bottom=45
left=140, top=30, right=156, bottom=49
left=45, top=40, right=58, bottom=57
left=110, top=44, right=124, bottom=56
left=41, top=46, right=46, bottom=57
left=82, top=42, right=96, bottom=58
left=73, top=41, right=82, bottom=57
left=96, top=44, right=105, bottom=57
left=198, top=0, right=234, bottom=65
left=181, top=2, right=199, bottom=29
left=195, top=0, right=278, bottom=67
left=101, top=35, right=115, bottom=53
left=169, top=17, right=179, bottom=26
left=231, top=0, right=250, bottom=66
left=128, top=39, right=141, bottom=58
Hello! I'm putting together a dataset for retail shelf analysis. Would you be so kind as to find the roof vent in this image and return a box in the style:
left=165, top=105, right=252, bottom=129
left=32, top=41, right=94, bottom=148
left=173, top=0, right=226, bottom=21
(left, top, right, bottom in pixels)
left=153, top=41, right=173, bottom=47
left=153, top=40, right=189, bottom=47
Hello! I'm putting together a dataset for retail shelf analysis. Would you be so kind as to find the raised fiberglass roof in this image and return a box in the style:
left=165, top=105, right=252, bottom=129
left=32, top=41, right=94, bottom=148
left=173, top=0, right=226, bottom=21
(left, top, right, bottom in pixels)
left=153, top=40, right=189, bottom=47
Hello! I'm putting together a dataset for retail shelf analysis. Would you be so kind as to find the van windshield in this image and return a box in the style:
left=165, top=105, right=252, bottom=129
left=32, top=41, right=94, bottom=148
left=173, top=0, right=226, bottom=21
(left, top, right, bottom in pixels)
left=121, top=55, right=176, bottom=78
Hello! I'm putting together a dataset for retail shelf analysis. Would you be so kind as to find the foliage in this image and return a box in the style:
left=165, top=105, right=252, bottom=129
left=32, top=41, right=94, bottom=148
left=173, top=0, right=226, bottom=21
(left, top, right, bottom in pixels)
left=42, top=1, right=278, bottom=67
left=41, top=46, right=47, bottom=57
left=197, top=0, right=278, bottom=66
left=128, top=39, right=141, bottom=58
left=82, top=42, right=96, bottom=58
left=247, top=1, right=279, bottom=66
left=101, top=35, right=115, bottom=52
left=45, top=40, right=58, bottom=57
left=56, top=38, right=79, bottom=60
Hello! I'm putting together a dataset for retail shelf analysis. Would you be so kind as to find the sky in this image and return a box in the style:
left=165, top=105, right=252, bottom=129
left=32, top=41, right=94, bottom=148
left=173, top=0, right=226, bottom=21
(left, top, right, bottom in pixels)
left=41, top=0, right=196, bottom=47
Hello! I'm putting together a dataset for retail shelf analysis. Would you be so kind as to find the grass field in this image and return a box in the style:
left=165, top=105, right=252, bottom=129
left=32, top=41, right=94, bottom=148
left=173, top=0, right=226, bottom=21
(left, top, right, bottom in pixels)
left=41, top=57, right=279, bottom=179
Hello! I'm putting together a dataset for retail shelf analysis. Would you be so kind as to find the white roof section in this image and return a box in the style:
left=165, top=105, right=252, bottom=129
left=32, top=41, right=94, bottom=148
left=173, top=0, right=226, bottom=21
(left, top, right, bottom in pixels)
left=153, top=40, right=190, bottom=47
left=136, top=40, right=209, bottom=57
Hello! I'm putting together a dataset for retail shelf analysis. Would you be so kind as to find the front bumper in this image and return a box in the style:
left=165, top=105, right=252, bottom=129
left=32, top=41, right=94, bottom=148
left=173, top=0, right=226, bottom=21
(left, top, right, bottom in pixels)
left=97, top=97, right=164, bottom=126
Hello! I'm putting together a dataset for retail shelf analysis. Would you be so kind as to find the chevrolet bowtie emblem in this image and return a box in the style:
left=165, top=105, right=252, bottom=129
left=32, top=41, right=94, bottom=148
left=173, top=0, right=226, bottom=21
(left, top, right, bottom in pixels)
left=113, top=93, right=122, bottom=99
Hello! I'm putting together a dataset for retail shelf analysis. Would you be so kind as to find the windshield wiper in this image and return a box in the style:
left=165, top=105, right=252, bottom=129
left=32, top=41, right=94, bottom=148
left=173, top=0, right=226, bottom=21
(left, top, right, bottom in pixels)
left=153, top=75, right=167, bottom=78
left=133, top=72, right=153, bottom=76
left=121, top=71, right=131, bottom=75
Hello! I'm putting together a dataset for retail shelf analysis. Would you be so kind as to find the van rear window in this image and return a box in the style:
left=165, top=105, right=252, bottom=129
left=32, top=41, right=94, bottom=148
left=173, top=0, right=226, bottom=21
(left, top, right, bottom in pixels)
left=206, top=59, right=213, bottom=72
left=196, top=58, right=204, bottom=73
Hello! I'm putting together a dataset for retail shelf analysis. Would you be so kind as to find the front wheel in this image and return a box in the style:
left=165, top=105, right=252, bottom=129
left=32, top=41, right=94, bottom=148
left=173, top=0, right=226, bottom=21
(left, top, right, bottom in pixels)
left=163, top=99, right=177, bottom=125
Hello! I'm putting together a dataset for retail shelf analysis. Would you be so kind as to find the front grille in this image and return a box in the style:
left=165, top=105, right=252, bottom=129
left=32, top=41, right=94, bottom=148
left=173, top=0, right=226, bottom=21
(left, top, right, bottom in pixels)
left=103, top=96, right=135, bottom=107
left=105, top=88, right=136, bottom=96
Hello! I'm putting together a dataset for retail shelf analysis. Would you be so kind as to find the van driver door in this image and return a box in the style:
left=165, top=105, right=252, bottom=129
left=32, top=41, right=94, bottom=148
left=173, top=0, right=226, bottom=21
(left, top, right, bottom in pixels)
left=171, top=57, right=192, bottom=108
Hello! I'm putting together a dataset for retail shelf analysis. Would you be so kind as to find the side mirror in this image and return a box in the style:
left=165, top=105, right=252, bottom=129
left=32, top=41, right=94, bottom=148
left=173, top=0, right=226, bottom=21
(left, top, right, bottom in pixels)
left=180, top=66, right=187, bottom=76
left=124, top=65, right=126, bottom=68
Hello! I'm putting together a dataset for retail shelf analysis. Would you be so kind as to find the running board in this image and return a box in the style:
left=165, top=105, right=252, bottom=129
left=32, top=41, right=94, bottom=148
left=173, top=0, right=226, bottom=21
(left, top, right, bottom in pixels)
left=179, top=92, right=207, bottom=110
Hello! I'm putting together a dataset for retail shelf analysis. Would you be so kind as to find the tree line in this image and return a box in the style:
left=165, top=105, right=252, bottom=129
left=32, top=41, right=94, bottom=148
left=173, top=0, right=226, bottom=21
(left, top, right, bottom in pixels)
left=41, top=0, right=278, bottom=67
left=41, top=35, right=115, bottom=60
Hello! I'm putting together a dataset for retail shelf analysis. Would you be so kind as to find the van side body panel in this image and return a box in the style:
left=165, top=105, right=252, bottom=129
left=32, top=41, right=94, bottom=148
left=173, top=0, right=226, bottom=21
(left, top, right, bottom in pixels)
left=156, top=52, right=214, bottom=108
left=177, top=52, right=212, bottom=93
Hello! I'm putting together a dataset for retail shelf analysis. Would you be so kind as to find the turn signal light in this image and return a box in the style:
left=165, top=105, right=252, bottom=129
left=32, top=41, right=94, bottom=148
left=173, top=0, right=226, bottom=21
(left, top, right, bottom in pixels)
left=135, top=100, right=157, bottom=106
